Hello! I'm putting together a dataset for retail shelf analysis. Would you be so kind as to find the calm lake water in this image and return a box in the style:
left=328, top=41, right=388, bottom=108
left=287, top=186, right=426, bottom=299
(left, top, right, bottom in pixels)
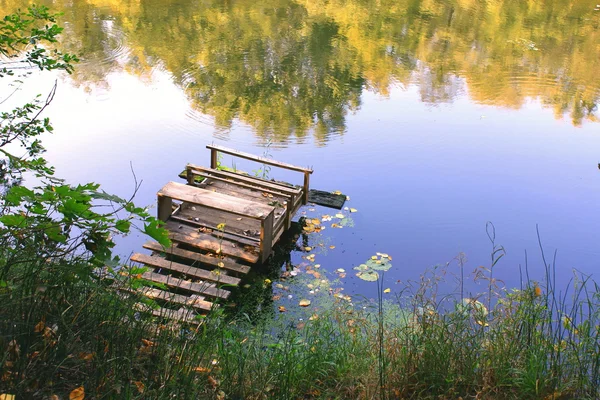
left=3, top=0, right=600, bottom=298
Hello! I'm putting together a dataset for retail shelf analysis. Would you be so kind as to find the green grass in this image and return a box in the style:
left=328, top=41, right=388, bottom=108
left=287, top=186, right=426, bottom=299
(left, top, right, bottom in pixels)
left=1, top=249, right=599, bottom=399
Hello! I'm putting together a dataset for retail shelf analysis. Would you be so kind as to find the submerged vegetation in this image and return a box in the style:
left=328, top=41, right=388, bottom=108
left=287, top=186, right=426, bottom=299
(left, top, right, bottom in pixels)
left=2, top=5, right=600, bottom=400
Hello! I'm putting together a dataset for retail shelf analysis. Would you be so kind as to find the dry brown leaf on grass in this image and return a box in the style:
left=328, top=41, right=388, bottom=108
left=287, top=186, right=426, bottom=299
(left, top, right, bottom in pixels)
left=69, top=386, right=85, bottom=400
left=133, top=381, right=145, bottom=394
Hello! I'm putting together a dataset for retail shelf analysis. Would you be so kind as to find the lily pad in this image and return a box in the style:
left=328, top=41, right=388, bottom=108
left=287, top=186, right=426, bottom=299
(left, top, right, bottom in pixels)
left=357, top=271, right=379, bottom=281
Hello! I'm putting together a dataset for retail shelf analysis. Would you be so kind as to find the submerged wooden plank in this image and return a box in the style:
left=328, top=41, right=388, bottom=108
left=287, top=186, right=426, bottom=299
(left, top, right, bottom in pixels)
left=131, top=253, right=241, bottom=286
left=132, top=286, right=215, bottom=312
left=141, top=272, right=230, bottom=300
left=307, top=189, right=347, bottom=209
left=143, top=241, right=251, bottom=275
left=167, top=220, right=259, bottom=264
left=159, top=182, right=274, bottom=219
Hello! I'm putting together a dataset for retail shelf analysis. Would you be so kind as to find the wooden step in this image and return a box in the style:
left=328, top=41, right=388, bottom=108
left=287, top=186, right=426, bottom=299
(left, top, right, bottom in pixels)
left=135, top=303, right=201, bottom=324
left=131, top=253, right=241, bottom=286
left=126, top=286, right=215, bottom=312
left=141, top=272, right=230, bottom=300
left=170, top=213, right=259, bottom=247
left=143, top=241, right=250, bottom=275
left=159, top=181, right=274, bottom=220
left=166, top=220, right=259, bottom=264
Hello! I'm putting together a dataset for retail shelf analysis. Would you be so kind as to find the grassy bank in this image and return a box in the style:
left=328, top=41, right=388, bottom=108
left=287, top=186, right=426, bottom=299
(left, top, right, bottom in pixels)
left=1, top=248, right=599, bottom=399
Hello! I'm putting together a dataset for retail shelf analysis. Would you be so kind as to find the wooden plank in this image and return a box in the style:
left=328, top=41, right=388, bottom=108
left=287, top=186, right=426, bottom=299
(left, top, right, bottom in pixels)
left=175, top=205, right=261, bottom=239
left=307, top=189, right=347, bottom=209
left=206, top=145, right=313, bottom=174
left=143, top=241, right=251, bottom=275
left=131, top=286, right=215, bottom=312
left=131, top=253, right=241, bottom=286
left=187, top=164, right=301, bottom=196
left=167, top=221, right=259, bottom=264
left=135, top=303, right=201, bottom=324
left=158, top=182, right=274, bottom=220
left=187, top=167, right=294, bottom=199
left=199, top=180, right=289, bottom=215
left=170, top=214, right=259, bottom=247
left=141, top=271, right=230, bottom=300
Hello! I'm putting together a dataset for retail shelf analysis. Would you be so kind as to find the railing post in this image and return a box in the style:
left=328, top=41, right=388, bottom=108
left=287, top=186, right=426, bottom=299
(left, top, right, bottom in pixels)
left=260, top=211, right=274, bottom=263
left=303, top=171, right=310, bottom=204
left=157, top=195, right=173, bottom=222
left=186, top=164, right=194, bottom=185
left=210, top=148, right=218, bottom=169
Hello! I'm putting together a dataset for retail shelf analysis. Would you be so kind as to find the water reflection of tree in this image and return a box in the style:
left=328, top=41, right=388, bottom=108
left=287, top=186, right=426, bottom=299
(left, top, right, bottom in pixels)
left=2, top=0, right=599, bottom=137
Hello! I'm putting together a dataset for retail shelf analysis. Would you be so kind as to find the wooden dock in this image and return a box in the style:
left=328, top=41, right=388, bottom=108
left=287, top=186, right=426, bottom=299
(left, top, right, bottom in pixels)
left=128, top=145, right=313, bottom=323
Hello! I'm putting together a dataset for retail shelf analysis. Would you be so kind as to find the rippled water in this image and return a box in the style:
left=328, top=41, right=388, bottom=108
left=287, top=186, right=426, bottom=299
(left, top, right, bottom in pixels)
left=2, top=0, right=600, bottom=297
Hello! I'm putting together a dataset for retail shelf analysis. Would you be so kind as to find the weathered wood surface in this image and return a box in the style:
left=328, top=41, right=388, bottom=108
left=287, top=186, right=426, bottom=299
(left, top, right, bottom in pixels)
left=166, top=220, right=260, bottom=264
left=307, top=189, right=347, bottom=209
left=141, top=271, right=230, bottom=300
left=158, top=181, right=274, bottom=220
left=131, top=253, right=241, bottom=286
left=186, top=164, right=302, bottom=196
left=133, top=287, right=215, bottom=312
left=143, top=241, right=250, bottom=275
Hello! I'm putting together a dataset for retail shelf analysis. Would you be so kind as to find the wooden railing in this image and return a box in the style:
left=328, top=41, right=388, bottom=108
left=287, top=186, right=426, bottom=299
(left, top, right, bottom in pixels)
left=206, top=144, right=313, bottom=204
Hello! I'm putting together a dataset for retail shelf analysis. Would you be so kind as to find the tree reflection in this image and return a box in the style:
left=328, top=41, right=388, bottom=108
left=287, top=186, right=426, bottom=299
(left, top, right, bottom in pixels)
left=2, top=0, right=599, bottom=139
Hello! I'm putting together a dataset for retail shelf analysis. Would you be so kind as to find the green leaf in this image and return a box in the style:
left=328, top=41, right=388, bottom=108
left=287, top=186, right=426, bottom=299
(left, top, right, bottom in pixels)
left=0, top=214, right=27, bottom=227
left=45, top=225, right=67, bottom=242
left=144, top=220, right=171, bottom=248
left=91, top=190, right=126, bottom=203
left=115, top=219, right=131, bottom=233
left=5, top=186, right=34, bottom=205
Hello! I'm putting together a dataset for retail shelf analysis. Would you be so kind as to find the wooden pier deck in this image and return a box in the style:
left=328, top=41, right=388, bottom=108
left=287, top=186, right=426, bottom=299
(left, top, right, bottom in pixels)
left=128, top=145, right=313, bottom=323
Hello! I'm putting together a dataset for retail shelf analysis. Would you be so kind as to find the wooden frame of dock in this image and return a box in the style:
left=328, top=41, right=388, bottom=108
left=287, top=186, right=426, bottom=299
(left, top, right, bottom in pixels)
left=128, top=145, right=313, bottom=322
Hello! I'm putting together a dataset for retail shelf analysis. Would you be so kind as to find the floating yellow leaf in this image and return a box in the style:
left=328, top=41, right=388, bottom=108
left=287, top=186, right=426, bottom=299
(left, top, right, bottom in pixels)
left=332, top=190, right=342, bottom=195
left=264, top=279, right=272, bottom=284
left=329, top=245, right=335, bottom=249
left=299, top=299, right=311, bottom=307
left=311, top=218, right=321, bottom=225
left=383, top=288, right=391, bottom=294
left=304, top=246, right=312, bottom=251
left=69, top=386, right=85, bottom=400
left=349, top=208, right=358, bottom=213
left=278, top=306, right=287, bottom=312
left=371, top=256, right=378, bottom=260
left=335, top=213, right=344, bottom=219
